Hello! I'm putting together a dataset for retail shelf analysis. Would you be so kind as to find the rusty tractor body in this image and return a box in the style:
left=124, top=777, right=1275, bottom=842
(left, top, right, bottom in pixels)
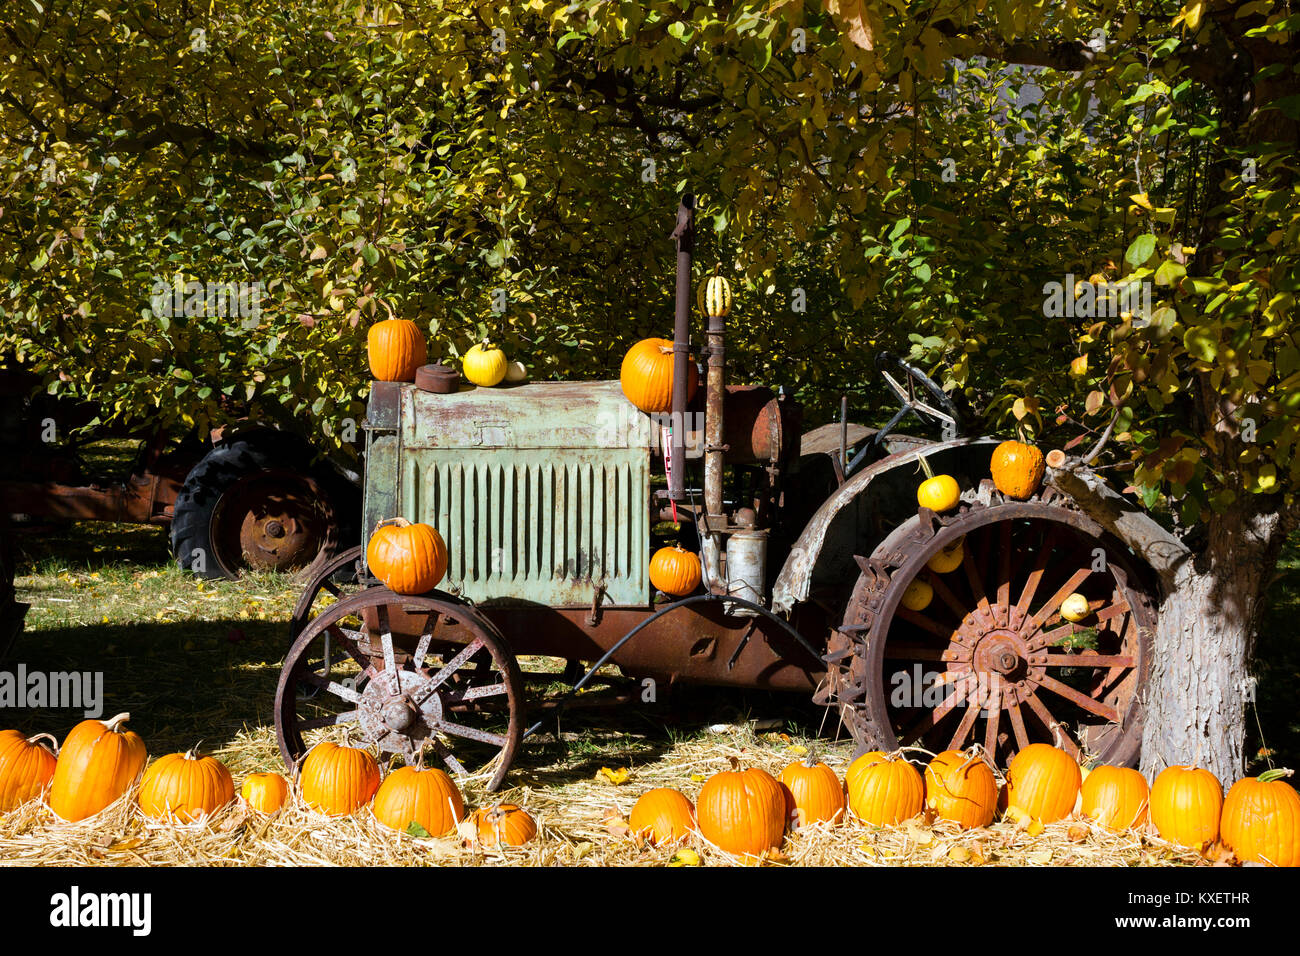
left=277, top=200, right=1157, bottom=790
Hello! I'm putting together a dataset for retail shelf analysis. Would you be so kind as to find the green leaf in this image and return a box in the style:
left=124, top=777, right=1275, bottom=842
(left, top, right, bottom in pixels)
left=361, top=244, right=380, bottom=266
left=405, top=821, right=432, bottom=838
left=1183, top=326, right=1218, bottom=362
left=1124, top=234, right=1156, bottom=267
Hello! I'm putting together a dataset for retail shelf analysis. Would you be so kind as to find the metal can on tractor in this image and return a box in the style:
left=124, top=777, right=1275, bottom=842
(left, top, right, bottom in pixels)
left=276, top=199, right=1157, bottom=792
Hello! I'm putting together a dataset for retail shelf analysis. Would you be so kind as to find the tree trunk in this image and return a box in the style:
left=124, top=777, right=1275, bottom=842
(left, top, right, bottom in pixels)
left=1138, top=502, right=1289, bottom=782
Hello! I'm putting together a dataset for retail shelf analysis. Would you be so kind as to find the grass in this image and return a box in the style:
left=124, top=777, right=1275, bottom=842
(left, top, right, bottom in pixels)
left=3, top=518, right=1297, bottom=866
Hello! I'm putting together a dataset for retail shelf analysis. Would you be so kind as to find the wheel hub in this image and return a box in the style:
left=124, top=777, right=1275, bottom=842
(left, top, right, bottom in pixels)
left=949, top=605, right=1046, bottom=705
left=357, top=668, right=444, bottom=752
left=210, top=471, right=335, bottom=576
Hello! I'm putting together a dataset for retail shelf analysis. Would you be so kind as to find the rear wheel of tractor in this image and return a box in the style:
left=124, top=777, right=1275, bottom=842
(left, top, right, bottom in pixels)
left=827, top=490, right=1156, bottom=768
left=171, top=436, right=358, bottom=580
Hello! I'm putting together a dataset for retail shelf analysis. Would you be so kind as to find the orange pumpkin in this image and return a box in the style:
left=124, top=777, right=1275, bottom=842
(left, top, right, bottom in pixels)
left=696, top=761, right=786, bottom=857
left=138, top=747, right=236, bottom=823
left=1149, top=765, right=1222, bottom=847
left=299, top=741, right=381, bottom=816
left=366, top=517, right=448, bottom=595
left=649, top=546, right=702, bottom=597
left=847, top=752, right=925, bottom=826
left=845, top=750, right=889, bottom=795
left=629, top=788, right=696, bottom=847
left=367, top=318, right=427, bottom=382
left=373, top=766, right=464, bottom=836
left=990, top=440, right=1046, bottom=499
left=619, top=338, right=699, bottom=414
left=779, top=756, right=845, bottom=828
left=471, top=803, right=537, bottom=847
left=1080, top=765, right=1149, bottom=831
left=1005, top=744, right=1081, bottom=823
left=0, top=730, right=58, bottom=811
left=1220, top=769, right=1300, bottom=866
left=48, top=712, right=148, bottom=822
left=240, top=772, right=290, bottom=814
left=924, top=749, right=998, bottom=829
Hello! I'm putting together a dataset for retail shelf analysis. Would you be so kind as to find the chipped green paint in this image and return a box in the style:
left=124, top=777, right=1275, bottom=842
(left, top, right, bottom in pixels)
left=364, top=380, right=654, bottom=607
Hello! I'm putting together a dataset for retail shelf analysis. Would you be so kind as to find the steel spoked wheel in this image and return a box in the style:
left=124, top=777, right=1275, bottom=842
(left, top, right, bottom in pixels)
left=830, top=493, right=1156, bottom=767
left=275, top=588, right=525, bottom=791
left=289, top=545, right=364, bottom=645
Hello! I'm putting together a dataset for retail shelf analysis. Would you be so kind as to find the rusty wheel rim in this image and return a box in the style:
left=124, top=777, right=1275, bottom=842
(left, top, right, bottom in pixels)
left=209, top=470, right=336, bottom=578
left=834, top=495, right=1155, bottom=767
left=275, top=588, right=524, bottom=791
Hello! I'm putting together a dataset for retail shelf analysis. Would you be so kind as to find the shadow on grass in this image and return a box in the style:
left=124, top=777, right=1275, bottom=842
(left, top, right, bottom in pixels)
left=3, top=615, right=840, bottom=783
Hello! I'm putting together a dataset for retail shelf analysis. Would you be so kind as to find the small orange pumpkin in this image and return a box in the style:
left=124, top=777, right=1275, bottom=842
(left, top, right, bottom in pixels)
left=367, top=318, right=427, bottom=382
left=629, top=788, right=696, bottom=846
left=649, top=546, right=702, bottom=597
left=366, top=517, right=448, bottom=595
left=619, top=338, right=699, bottom=414
left=0, top=730, right=58, bottom=811
left=1220, top=769, right=1300, bottom=866
left=924, top=749, right=999, bottom=829
left=471, top=803, right=537, bottom=847
left=240, top=772, right=290, bottom=814
left=696, top=759, right=787, bottom=857
left=847, top=752, right=925, bottom=826
left=1005, top=744, right=1081, bottom=823
left=990, top=440, right=1046, bottom=499
left=138, top=746, right=236, bottom=823
left=48, top=712, right=148, bottom=822
left=1080, top=765, right=1149, bottom=831
left=1149, top=765, right=1223, bottom=847
left=779, top=755, right=845, bottom=828
left=373, top=766, right=464, bottom=836
left=299, top=741, right=381, bottom=816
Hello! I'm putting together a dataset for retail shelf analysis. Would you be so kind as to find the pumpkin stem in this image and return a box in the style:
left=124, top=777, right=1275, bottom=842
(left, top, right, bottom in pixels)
left=185, top=740, right=205, bottom=760
left=27, top=732, right=59, bottom=756
left=375, top=516, right=412, bottom=529
left=727, top=755, right=741, bottom=772
left=916, top=454, right=935, bottom=480
left=1045, top=448, right=1067, bottom=469
left=103, top=712, right=131, bottom=733
left=1258, top=768, right=1294, bottom=783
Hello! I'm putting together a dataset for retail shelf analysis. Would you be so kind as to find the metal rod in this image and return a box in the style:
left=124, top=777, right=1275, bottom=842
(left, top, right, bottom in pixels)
left=668, top=194, right=694, bottom=502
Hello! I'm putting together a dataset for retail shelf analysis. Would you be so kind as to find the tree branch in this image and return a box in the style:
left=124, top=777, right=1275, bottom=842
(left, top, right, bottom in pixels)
left=1048, top=463, right=1192, bottom=587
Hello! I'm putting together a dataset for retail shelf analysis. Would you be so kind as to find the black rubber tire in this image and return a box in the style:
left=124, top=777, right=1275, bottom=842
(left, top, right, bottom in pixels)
left=170, top=432, right=359, bottom=580
left=0, top=515, right=25, bottom=662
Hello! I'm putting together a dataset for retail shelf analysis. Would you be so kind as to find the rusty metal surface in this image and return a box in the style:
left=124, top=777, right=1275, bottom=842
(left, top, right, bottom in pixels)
left=771, top=437, right=1002, bottom=615
left=464, top=601, right=825, bottom=692
left=209, top=470, right=335, bottom=575
left=826, top=492, right=1156, bottom=766
left=799, top=422, right=875, bottom=458
left=0, top=472, right=181, bottom=523
left=669, top=195, right=694, bottom=502
left=720, top=386, right=801, bottom=463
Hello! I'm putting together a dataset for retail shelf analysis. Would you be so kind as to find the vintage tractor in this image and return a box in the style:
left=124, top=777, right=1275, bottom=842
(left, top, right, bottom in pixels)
left=276, top=199, right=1156, bottom=790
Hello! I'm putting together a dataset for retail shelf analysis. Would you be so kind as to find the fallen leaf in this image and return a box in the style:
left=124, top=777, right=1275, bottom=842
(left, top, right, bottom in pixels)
left=572, top=841, right=594, bottom=860
left=787, top=744, right=808, bottom=757
left=690, top=772, right=707, bottom=783
left=107, top=837, right=143, bottom=852
left=1067, top=823, right=1090, bottom=843
left=1027, top=848, right=1053, bottom=864
left=1026, top=820, right=1046, bottom=837
left=597, top=767, right=630, bottom=786
left=667, top=848, right=701, bottom=867
left=947, top=845, right=971, bottom=863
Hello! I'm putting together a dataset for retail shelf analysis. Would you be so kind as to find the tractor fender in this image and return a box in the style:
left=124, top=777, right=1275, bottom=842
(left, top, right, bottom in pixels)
left=772, top=437, right=1002, bottom=615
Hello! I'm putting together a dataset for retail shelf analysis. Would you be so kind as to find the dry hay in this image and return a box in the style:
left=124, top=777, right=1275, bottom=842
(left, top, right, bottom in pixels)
left=0, top=723, right=1211, bottom=867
